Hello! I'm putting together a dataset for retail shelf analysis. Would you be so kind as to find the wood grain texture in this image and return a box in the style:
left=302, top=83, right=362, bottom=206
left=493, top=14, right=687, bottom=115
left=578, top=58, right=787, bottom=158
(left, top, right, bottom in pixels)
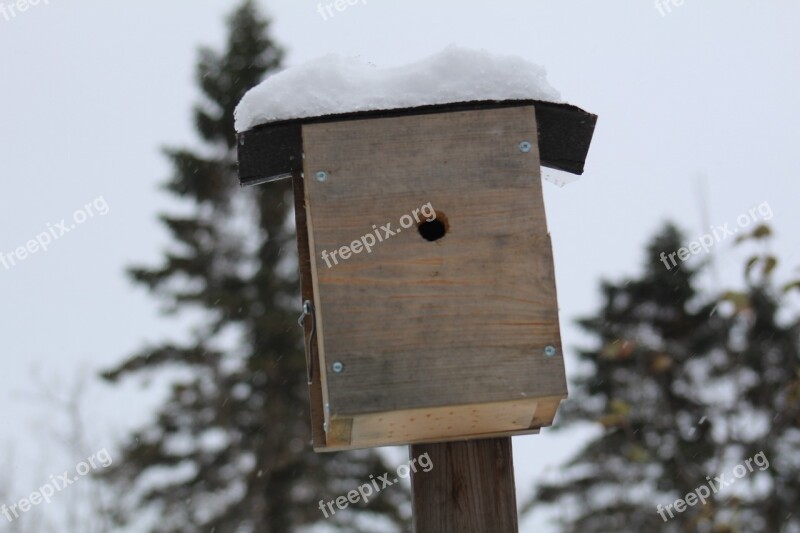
left=326, top=418, right=353, bottom=447
left=351, top=398, right=538, bottom=447
left=317, top=426, right=539, bottom=453
left=292, top=172, right=327, bottom=448
left=529, top=396, right=564, bottom=429
left=315, top=395, right=564, bottom=451
left=411, top=438, right=518, bottom=533
left=302, top=106, right=567, bottom=429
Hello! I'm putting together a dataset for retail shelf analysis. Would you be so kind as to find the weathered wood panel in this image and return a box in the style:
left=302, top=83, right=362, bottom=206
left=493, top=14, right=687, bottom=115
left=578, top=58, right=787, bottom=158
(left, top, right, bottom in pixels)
left=351, top=398, right=538, bottom=445
left=303, top=107, right=567, bottom=429
left=292, top=172, right=327, bottom=448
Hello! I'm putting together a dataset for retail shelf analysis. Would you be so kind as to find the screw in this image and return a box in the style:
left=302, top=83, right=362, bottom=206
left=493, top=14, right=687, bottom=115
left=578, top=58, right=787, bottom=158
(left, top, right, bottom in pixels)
left=302, top=300, right=312, bottom=315
left=332, top=361, right=344, bottom=373
left=315, top=171, right=328, bottom=182
left=519, top=141, right=532, bottom=153
left=544, top=345, right=557, bottom=357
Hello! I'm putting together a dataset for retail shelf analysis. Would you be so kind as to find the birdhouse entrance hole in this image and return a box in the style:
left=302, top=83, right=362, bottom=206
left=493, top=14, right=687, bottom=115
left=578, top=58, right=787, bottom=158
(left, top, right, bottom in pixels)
left=418, top=211, right=448, bottom=242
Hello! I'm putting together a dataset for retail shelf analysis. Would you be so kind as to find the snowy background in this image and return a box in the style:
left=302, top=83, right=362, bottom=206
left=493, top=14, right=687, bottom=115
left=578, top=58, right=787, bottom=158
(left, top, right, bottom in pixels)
left=0, top=1, right=798, bottom=531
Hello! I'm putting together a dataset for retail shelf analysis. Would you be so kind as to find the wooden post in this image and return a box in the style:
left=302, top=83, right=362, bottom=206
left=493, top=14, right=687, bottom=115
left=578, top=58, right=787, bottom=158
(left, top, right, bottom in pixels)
left=410, top=437, right=518, bottom=533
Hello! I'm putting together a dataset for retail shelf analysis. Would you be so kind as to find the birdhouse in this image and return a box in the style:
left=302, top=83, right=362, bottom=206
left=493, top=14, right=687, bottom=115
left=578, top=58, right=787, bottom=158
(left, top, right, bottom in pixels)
left=237, top=98, right=596, bottom=452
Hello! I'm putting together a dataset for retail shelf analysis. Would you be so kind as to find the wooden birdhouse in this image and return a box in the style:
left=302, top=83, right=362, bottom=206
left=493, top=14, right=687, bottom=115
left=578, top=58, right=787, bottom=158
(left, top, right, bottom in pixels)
left=237, top=99, right=596, bottom=452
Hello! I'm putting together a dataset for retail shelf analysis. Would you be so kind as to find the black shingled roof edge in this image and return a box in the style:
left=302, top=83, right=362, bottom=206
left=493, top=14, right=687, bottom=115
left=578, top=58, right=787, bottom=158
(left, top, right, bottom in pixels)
left=236, top=99, right=597, bottom=187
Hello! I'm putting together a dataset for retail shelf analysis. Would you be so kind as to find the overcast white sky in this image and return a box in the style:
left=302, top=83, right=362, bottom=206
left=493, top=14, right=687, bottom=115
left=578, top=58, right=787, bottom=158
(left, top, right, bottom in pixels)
left=1, top=1, right=798, bottom=531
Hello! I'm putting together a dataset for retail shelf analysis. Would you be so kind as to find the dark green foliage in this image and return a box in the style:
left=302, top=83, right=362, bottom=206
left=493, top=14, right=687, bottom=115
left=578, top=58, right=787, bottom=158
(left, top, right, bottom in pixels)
left=100, top=3, right=409, bottom=531
left=525, top=223, right=800, bottom=532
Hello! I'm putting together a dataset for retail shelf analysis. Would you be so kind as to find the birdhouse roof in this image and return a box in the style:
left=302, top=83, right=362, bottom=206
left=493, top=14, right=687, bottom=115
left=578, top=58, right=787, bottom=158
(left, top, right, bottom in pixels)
left=235, top=47, right=597, bottom=185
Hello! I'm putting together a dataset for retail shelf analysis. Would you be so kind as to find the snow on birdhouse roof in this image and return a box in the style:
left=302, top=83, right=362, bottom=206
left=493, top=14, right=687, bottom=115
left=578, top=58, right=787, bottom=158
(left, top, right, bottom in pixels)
left=234, top=45, right=562, bottom=133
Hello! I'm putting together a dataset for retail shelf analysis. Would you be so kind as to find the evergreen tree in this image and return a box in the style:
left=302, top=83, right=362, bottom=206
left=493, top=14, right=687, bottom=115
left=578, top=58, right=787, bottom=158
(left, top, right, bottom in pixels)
left=100, top=3, right=409, bottom=531
left=525, top=224, right=800, bottom=532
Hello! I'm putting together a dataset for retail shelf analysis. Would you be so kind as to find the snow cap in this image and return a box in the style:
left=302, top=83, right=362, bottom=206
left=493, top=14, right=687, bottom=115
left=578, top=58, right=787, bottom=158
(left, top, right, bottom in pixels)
left=234, top=45, right=562, bottom=132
